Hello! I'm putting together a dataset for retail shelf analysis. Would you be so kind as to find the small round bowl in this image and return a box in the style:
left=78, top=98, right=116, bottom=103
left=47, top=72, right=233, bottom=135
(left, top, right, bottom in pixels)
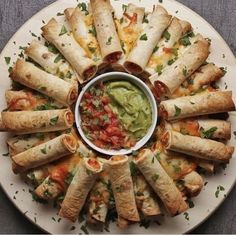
left=75, top=72, right=158, bottom=156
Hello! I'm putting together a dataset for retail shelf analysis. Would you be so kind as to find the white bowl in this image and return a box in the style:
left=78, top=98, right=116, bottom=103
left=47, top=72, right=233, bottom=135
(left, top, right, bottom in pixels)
left=75, top=72, right=158, bottom=156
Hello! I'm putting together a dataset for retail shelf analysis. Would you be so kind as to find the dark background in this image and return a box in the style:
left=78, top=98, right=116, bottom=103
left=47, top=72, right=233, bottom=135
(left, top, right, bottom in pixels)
left=0, top=0, right=236, bottom=234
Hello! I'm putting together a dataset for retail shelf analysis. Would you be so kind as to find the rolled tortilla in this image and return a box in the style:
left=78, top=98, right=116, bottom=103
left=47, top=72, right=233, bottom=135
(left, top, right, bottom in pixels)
left=145, top=17, right=192, bottom=76
left=133, top=173, right=161, bottom=216
left=90, top=0, right=123, bottom=63
left=124, top=5, right=171, bottom=74
left=158, top=150, right=197, bottom=180
left=0, top=114, right=7, bottom=131
left=34, top=176, right=62, bottom=200
left=112, top=3, right=145, bottom=71
left=182, top=171, right=204, bottom=197
left=11, top=59, right=78, bottom=106
left=64, top=7, right=106, bottom=70
left=59, top=158, right=103, bottom=222
left=41, top=18, right=97, bottom=81
left=87, top=173, right=110, bottom=223
left=1, top=109, right=74, bottom=134
left=5, top=89, right=64, bottom=111
left=197, top=159, right=215, bottom=173
left=162, top=130, right=234, bottom=163
left=26, top=165, right=52, bottom=185
left=12, top=133, right=77, bottom=174
left=109, top=155, right=140, bottom=222
left=159, top=91, right=235, bottom=121
left=7, top=132, right=60, bottom=156
left=25, top=40, right=78, bottom=84
left=168, top=118, right=231, bottom=140
left=172, top=63, right=224, bottom=98
left=150, top=39, right=210, bottom=97
left=134, top=149, right=188, bottom=216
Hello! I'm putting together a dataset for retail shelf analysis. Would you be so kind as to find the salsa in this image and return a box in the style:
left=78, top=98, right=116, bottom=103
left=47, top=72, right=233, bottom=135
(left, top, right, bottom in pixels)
left=79, top=80, right=152, bottom=150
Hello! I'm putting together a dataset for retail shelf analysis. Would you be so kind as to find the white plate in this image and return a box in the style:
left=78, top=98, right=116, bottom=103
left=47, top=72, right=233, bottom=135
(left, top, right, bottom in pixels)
left=0, top=0, right=236, bottom=234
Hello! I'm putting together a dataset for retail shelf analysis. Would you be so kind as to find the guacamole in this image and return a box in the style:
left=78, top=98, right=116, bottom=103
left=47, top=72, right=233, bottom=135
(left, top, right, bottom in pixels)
left=105, top=80, right=152, bottom=140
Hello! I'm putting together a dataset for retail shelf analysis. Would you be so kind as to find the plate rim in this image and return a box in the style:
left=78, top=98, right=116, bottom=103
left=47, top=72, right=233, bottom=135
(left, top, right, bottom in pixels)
left=0, top=0, right=236, bottom=234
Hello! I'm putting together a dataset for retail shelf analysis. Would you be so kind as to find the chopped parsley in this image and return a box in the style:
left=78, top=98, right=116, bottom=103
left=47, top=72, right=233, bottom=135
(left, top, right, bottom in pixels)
left=56, top=12, right=64, bottom=16
left=153, top=45, right=159, bottom=53
left=122, top=4, right=128, bottom=12
left=59, top=25, right=68, bottom=36
left=174, top=105, right=181, bottom=117
left=142, top=14, right=149, bottom=23
left=184, top=212, right=189, bottom=221
left=35, top=103, right=59, bottom=111
left=172, top=164, right=181, bottom=173
left=215, top=185, right=225, bottom=198
left=168, top=59, right=175, bottom=65
left=163, top=30, right=171, bottom=41
left=50, top=116, right=59, bottom=126
left=54, top=54, right=64, bottom=63
left=151, top=174, right=159, bottom=182
left=2, top=152, right=9, bottom=157
left=182, top=67, right=188, bottom=76
left=155, top=64, right=163, bottom=75
left=140, top=33, right=148, bottom=41
left=200, top=127, right=217, bottom=139
left=35, top=133, right=45, bottom=140
left=88, top=25, right=97, bottom=37
left=106, top=36, right=112, bottom=45
left=78, top=2, right=89, bottom=15
left=80, top=224, right=89, bottom=234
left=4, top=57, right=11, bottom=65
left=40, top=146, right=47, bottom=154
left=180, top=31, right=195, bottom=46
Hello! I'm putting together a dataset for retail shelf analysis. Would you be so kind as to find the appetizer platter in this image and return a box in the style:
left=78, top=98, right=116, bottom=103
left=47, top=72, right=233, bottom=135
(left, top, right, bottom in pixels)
left=0, top=0, right=236, bottom=234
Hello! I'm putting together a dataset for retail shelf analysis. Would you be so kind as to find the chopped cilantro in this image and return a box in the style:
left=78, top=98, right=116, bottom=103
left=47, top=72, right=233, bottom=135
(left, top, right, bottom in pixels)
left=153, top=45, right=159, bottom=53
left=106, top=36, right=113, bottom=45
left=4, top=57, right=11, bottom=65
left=155, top=64, right=163, bottom=75
left=78, top=2, right=89, bottom=15
left=40, top=146, right=47, bottom=154
left=80, top=224, right=89, bottom=234
left=50, top=116, right=59, bottom=126
left=140, top=33, right=148, bottom=41
left=151, top=174, right=159, bottom=182
left=122, top=4, right=128, bottom=12
left=163, top=30, right=171, bottom=41
left=59, top=25, right=68, bottom=36
left=200, top=127, right=217, bottom=139
left=54, top=54, right=64, bottom=63
left=174, top=105, right=181, bottom=117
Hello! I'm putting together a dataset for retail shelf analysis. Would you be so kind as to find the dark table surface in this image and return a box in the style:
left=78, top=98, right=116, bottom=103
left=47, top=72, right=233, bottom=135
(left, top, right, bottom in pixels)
left=0, top=0, right=236, bottom=234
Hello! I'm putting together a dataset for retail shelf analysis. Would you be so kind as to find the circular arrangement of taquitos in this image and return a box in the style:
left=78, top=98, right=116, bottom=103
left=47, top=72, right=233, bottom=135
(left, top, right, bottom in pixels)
left=0, top=0, right=234, bottom=232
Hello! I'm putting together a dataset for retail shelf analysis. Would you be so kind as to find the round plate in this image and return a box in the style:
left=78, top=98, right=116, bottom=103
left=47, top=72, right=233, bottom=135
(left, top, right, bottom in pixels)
left=0, top=0, right=236, bottom=234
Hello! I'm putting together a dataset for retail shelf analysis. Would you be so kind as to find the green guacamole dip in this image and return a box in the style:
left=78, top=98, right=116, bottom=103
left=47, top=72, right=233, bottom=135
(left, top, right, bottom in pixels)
left=105, top=80, right=152, bottom=140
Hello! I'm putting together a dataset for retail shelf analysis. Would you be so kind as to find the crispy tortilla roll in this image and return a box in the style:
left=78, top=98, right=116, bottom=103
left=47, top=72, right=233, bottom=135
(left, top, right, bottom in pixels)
left=59, top=158, right=103, bottom=222
left=182, top=171, right=203, bottom=197
left=90, top=0, right=123, bottom=63
left=172, top=64, right=224, bottom=98
left=133, top=173, right=161, bottom=216
left=162, top=130, right=234, bottom=163
left=112, top=3, right=145, bottom=71
left=87, top=174, right=110, bottom=223
left=134, top=149, right=188, bottom=216
left=11, top=60, right=78, bottom=106
left=12, top=133, right=77, bottom=174
left=197, top=160, right=215, bottom=173
left=116, top=3, right=145, bottom=57
left=169, top=119, right=231, bottom=140
left=64, top=7, right=105, bottom=70
left=109, top=155, right=140, bottom=222
left=159, top=91, right=235, bottom=121
left=150, top=39, right=210, bottom=97
left=5, top=89, right=63, bottom=111
left=0, top=114, right=7, bottom=131
left=34, top=176, right=62, bottom=200
left=145, top=17, right=192, bottom=76
left=158, top=150, right=197, bottom=180
left=124, top=6, right=171, bottom=74
left=41, top=18, right=97, bottom=81
left=25, top=40, right=78, bottom=84
left=1, top=109, right=74, bottom=134
left=7, top=132, right=60, bottom=156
